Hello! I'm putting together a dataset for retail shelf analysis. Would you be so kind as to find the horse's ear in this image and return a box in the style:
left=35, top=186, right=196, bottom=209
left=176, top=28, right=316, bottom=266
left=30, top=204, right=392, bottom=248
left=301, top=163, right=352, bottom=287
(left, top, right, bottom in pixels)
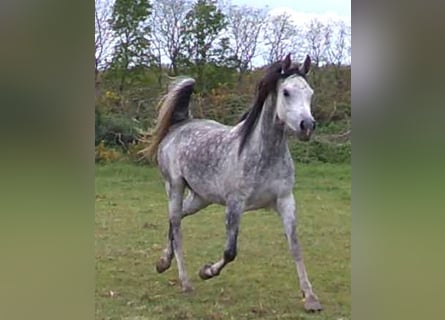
left=281, top=53, right=292, bottom=73
left=299, top=55, right=311, bottom=75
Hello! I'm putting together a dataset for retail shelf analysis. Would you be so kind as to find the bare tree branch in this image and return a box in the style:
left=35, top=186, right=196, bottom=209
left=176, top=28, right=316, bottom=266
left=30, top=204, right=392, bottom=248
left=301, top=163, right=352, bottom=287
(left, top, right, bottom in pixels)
left=149, top=0, right=191, bottom=75
left=263, top=13, right=302, bottom=64
left=95, top=0, right=114, bottom=71
left=327, top=20, right=351, bottom=66
left=226, top=5, right=267, bottom=77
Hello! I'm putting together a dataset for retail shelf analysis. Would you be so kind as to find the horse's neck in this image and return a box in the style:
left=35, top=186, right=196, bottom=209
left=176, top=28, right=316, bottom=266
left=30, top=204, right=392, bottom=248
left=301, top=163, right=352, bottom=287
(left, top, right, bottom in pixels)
left=254, top=95, right=288, bottom=155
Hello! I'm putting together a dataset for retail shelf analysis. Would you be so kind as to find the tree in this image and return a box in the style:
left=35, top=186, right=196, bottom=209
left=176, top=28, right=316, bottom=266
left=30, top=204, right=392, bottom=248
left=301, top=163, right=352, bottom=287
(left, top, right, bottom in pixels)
left=302, top=18, right=333, bottom=67
left=226, top=5, right=267, bottom=83
left=109, top=0, right=152, bottom=93
left=328, top=21, right=351, bottom=66
left=149, top=0, right=192, bottom=76
left=95, top=0, right=114, bottom=96
left=179, top=0, right=227, bottom=90
left=263, top=13, right=301, bottom=64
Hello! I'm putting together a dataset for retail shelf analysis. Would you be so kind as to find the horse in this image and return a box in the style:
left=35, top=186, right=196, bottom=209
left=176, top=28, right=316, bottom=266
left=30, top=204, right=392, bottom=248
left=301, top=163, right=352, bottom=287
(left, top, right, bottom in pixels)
left=142, top=54, right=322, bottom=312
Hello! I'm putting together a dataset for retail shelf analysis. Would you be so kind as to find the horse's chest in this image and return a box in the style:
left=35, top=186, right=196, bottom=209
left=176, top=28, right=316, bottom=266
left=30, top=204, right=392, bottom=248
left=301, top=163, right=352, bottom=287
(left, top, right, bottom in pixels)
left=245, top=173, right=294, bottom=210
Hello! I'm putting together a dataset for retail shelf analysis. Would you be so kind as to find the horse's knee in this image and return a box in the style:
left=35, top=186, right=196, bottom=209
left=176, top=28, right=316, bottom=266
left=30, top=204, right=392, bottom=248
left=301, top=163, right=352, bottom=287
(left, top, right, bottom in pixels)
left=169, top=216, right=181, bottom=228
left=224, top=247, right=237, bottom=262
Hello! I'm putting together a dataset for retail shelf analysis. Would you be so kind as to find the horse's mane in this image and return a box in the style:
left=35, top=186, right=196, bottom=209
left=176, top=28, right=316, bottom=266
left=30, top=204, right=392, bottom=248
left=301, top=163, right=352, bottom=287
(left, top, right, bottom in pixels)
left=237, top=56, right=307, bottom=155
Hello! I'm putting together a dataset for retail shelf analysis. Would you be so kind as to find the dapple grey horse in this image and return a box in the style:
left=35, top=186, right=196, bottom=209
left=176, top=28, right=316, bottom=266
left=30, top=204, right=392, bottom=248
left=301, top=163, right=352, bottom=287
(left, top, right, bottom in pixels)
left=142, top=54, right=322, bottom=311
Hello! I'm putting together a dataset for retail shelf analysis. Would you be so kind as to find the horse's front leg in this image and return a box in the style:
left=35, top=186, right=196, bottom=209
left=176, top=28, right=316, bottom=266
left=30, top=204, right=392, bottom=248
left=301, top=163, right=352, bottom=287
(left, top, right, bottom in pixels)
left=198, top=200, right=243, bottom=279
left=276, top=194, right=322, bottom=312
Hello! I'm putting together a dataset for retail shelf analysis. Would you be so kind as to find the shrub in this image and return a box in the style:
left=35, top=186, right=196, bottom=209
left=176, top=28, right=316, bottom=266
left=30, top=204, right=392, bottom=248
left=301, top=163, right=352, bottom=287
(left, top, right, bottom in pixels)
left=125, top=141, right=152, bottom=165
left=290, top=139, right=351, bottom=164
left=190, top=86, right=251, bottom=125
left=95, top=141, right=122, bottom=163
left=95, top=112, right=140, bottom=148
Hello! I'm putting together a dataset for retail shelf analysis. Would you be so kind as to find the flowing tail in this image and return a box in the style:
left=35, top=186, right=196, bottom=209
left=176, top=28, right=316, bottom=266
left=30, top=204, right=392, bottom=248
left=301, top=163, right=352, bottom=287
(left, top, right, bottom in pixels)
left=139, top=78, right=195, bottom=164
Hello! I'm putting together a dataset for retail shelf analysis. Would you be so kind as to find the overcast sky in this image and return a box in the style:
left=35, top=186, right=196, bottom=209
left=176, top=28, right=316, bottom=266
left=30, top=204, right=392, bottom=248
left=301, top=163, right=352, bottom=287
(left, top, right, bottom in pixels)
left=233, top=0, right=350, bottom=25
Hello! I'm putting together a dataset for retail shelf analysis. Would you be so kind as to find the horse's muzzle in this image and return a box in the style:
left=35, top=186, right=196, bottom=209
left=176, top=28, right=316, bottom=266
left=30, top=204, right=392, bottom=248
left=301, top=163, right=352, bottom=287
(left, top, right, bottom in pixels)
left=297, top=119, right=315, bottom=141
left=299, top=119, right=316, bottom=132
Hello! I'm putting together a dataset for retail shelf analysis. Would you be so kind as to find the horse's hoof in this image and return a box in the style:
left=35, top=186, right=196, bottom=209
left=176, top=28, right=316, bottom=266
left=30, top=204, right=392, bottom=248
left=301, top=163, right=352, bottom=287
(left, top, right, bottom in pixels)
left=303, top=294, right=323, bottom=312
left=181, top=282, right=194, bottom=293
left=156, top=257, right=171, bottom=273
left=198, top=264, right=214, bottom=280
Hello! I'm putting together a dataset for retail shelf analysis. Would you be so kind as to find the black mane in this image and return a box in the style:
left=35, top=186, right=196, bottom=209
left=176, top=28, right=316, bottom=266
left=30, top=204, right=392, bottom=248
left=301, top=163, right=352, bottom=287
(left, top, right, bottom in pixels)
left=237, top=62, right=306, bottom=155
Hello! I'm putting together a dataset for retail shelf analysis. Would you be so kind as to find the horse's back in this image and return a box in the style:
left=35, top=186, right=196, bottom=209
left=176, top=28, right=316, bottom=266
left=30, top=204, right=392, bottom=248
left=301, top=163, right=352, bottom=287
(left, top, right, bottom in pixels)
left=159, top=119, right=234, bottom=153
left=158, top=119, right=235, bottom=172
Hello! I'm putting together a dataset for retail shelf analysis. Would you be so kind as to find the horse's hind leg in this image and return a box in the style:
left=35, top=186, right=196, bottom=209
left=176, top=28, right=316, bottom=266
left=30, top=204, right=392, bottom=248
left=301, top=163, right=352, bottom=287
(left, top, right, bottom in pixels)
left=156, top=191, right=209, bottom=274
left=162, top=179, right=195, bottom=292
left=199, top=199, right=243, bottom=279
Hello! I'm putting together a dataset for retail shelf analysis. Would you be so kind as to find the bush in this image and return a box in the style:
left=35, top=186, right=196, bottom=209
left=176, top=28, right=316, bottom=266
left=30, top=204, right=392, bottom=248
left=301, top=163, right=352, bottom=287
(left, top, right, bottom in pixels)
left=125, top=141, right=152, bottom=165
left=95, top=140, right=156, bottom=165
left=289, top=139, right=351, bottom=164
left=95, top=141, right=122, bottom=163
left=95, top=111, right=141, bottom=148
left=190, top=86, right=251, bottom=125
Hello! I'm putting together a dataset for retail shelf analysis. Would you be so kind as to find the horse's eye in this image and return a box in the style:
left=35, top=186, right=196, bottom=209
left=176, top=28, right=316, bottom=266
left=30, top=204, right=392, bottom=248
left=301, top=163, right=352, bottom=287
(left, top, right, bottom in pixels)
left=283, top=89, right=290, bottom=97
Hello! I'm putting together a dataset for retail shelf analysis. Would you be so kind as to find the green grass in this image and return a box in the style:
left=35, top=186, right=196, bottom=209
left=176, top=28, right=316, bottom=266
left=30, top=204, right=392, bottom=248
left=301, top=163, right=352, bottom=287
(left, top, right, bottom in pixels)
left=96, top=162, right=350, bottom=320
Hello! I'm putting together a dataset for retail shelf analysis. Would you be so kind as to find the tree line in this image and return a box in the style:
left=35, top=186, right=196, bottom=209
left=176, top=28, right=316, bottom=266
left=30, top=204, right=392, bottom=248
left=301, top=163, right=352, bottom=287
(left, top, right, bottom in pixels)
left=95, top=0, right=351, bottom=163
left=95, top=0, right=351, bottom=91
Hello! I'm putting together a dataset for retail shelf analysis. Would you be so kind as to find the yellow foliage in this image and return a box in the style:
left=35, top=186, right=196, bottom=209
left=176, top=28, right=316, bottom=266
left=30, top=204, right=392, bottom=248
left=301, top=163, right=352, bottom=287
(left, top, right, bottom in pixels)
left=95, top=141, right=121, bottom=163
left=105, top=90, right=120, bottom=102
left=96, top=90, right=121, bottom=112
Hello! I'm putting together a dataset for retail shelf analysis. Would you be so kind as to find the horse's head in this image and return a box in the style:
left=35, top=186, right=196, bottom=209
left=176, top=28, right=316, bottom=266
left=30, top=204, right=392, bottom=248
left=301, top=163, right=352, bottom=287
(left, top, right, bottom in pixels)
left=238, top=54, right=316, bottom=154
left=276, top=54, right=315, bottom=141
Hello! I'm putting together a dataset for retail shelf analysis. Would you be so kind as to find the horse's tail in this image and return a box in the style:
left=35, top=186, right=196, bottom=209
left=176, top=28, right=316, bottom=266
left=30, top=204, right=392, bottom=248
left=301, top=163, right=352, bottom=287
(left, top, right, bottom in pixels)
left=140, top=77, right=195, bottom=164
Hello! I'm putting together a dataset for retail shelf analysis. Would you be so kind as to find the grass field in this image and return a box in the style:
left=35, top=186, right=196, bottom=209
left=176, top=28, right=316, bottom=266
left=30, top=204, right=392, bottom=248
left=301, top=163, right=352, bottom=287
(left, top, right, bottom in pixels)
left=95, top=162, right=350, bottom=320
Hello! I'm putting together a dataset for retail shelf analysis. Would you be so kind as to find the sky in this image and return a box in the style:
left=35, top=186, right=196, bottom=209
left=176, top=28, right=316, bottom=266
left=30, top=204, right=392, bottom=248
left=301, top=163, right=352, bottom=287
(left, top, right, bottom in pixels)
left=233, top=0, right=350, bottom=25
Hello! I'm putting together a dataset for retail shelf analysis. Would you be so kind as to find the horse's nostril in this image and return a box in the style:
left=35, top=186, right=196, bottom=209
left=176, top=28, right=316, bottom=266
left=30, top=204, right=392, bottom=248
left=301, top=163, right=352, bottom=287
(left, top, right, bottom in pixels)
left=299, top=120, right=305, bottom=131
left=300, top=120, right=315, bottom=132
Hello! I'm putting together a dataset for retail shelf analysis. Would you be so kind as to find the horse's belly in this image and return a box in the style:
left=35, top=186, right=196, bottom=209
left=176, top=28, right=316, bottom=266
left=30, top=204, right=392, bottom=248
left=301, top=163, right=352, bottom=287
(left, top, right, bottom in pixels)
left=244, top=191, right=276, bottom=211
left=185, top=179, right=227, bottom=205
